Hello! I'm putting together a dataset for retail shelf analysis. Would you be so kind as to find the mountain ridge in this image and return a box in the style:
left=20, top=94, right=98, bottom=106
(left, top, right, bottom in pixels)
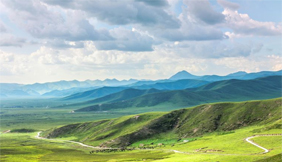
left=1, top=70, right=281, bottom=98
left=75, top=76, right=282, bottom=112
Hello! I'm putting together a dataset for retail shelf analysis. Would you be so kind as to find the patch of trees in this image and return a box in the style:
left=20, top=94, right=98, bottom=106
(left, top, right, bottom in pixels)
left=10, top=128, right=36, bottom=133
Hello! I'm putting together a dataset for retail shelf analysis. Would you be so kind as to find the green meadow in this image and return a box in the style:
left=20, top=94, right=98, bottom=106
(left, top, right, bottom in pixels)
left=1, top=124, right=281, bottom=162
left=0, top=98, right=281, bottom=162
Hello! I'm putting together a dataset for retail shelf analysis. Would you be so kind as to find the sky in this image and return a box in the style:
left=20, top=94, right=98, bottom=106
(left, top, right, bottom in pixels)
left=0, top=0, right=281, bottom=84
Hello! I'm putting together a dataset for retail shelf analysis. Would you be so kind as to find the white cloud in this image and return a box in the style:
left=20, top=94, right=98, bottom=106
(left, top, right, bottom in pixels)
left=0, top=21, right=7, bottom=33
left=184, top=0, right=225, bottom=25
left=149, top=8, right=227, bottom=41
left=95, top=27, right=156, bottom=51
left=0, top=35, right=26, bottom=47
left=221, top=3, right=282, bottom=36
left=1, top=0, right=113, bottom=41
left=160, top=40, right=262, bottom=58
left=217, top=0, right=240, bottom=11
left=0, top=0, right=281, bottom=83
left=43, top=0, right=180, bottom=29
left=0, top=50, right=30, bottom=76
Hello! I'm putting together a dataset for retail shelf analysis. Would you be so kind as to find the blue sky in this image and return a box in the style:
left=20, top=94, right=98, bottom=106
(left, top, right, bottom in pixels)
left=0, top=0, right=281, bottom=84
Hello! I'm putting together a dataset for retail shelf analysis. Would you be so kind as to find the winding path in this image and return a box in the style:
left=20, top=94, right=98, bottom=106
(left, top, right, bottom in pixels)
left=172, top=134, right=282, bottom=155
left=245, top=134, right=282, bottom=154
left=35, top=131, right=282, bottom=155
left=245, top=136, right=269, bottom=153
left=35, top=131, right=100, bottom=149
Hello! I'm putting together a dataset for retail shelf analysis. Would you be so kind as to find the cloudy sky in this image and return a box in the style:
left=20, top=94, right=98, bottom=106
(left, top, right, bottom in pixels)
left=0, top=0, right=281, bottom=84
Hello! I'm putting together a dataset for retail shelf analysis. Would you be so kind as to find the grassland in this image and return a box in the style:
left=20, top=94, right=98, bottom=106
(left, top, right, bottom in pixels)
left=0, top=107, right=134, bottom=131
left=45, top=98, right=281, bottom=147
left=1, top=124, right=281, bottom=162
left=0, top=98, right=281, bottom=162
left=0, top=133, right=173, bottom=162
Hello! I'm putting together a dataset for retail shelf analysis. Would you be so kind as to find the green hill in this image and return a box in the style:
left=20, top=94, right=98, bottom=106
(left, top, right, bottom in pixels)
left=44, top=98, right=282, bottom=147
left=76, top=76, right=281, bottom=112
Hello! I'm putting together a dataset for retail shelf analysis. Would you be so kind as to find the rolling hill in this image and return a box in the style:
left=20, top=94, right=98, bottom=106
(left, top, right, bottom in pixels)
left=76, top=76, right=282, bottom=112
left=44, top=98, right=282, bottom=147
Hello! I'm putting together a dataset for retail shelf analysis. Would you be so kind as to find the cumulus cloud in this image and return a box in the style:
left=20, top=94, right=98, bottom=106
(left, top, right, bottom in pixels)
left=0, top=21, right=7, bottom=33
left=0, top=50, right=14, bottom=63
left=43, top=39, right=85, bottom=49
left=151, top=2, right=227, bottom=41
left=0, top=35, right=26, bottom=47
left=0, top=50, right=30, bottom=76
left=137, top=0, right=169, bottom=7
left=184, top=0, right=225, bottom=25
left=0, top=0, right=281, bottom=83
left=1, top=0, right=113, bottom=41
left=220, top=1, right=282, bottom=36
left=213, top=53, right=282, bottom=73
left=217, top=0, right=239, bottom=11
left=162, top=40, right=264, bottom=58
left=95, top=28, right=156, bottom=51
left=43, top=0, right=180, bottom=29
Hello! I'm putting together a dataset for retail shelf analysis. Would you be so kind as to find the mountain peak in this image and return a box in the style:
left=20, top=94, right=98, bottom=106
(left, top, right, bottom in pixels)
left=227, top=71, right=248, bottom=77
left=169, top=70, right=198, bottom=80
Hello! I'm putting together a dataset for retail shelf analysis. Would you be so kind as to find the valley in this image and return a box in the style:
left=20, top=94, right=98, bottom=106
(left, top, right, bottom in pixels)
left=0, top=70, right=281, bottom=162
left=1, top=0, right=281, bottom=161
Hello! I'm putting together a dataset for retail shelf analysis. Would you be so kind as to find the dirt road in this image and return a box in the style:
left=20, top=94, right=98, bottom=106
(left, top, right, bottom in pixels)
left=35, top=131, right=100, bottom=149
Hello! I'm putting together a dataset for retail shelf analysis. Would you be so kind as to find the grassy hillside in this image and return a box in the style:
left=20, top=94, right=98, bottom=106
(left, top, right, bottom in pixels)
left=44, top=98, right=282, bottom=148
left=76, top=76, right=281, bottom=112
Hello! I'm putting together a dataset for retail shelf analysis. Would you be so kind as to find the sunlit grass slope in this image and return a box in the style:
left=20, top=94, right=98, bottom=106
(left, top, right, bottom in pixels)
left=45, top=98, right=282, bottom=148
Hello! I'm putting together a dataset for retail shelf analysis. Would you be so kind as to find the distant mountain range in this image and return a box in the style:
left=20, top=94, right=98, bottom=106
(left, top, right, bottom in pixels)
left=0, top=79, right=137, bottom=98
left=76, top=76, right=282, bottom=112
left=169, top=70, right=282, bottom=81
left=0, top=70, right=281, bottom=98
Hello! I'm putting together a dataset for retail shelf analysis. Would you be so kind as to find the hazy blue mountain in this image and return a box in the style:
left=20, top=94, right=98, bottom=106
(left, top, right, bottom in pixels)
left=0, top=83, right=22, bottom=91
left=59, top=79, right=209, bottom=108
left=133, top=79, right=209, bottom=90
left=76, top=76, right=282, bottom=112
left=238, top=70, right=282, bottom=80
left=169, top=70, right=282, bottom=82
left=226, top=71, right=248, bottom=77
left=5, top=90, right=31, bottom=97
left=0, top=79, right=138, bottom=98
left=42, top=87, right=95, bottom=97
left=1, top=70, right=281, bottom=98
left=126, top=80, right=168, bottom=87
left=62, top=86, right=129, bottom=101
left=169, top=70, right=199, bottom=80
left=22, top=79, right=138, bottom=94
left=0, top=93, right=7, bottom=98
